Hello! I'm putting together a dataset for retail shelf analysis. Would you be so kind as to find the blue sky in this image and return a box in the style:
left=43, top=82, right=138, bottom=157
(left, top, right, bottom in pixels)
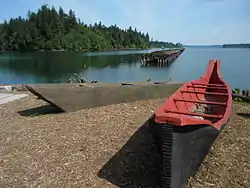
left=0, top=0, right=249, bottom=45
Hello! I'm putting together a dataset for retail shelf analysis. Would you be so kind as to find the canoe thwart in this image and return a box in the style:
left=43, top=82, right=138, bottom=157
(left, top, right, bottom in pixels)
left=181, top=90, right=229, bottom=96
left=187, top=85, right=228, bottom=90
left=191, top=82, right=226, bottom=87
left=173, top=98, right=227, bottom=106
left=164, top=110, right=223, bottom=119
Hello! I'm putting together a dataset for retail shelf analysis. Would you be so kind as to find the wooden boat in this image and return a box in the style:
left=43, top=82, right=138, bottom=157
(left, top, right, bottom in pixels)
left=149, top=60, right=232, bottom=188
left=24, top=81, right=183, bottom=112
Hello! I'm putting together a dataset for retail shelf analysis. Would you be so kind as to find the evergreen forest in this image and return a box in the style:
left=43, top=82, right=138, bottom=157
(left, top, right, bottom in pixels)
left=0, top=5, right=183, bottom=51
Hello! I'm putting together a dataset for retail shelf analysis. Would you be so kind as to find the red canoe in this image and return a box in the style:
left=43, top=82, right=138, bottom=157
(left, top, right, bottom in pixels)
left=149, top=60, right=232, bottom=188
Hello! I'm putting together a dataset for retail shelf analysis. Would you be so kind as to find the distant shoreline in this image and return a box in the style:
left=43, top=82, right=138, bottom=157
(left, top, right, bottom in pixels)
left=0, top=47, right=181, bottom=53
left=222, top=44, right=250, bottom=49
left=184, top=44, right=250, bottom=49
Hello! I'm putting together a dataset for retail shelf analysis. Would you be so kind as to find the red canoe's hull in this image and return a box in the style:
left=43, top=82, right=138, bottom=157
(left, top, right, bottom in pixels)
left=149, top=60, right=232, bottom=188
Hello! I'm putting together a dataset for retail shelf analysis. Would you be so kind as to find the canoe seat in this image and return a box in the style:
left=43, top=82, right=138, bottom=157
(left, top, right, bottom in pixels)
left=173, top=98, right=227, bottom=106
left=187, top=85, right=227, bottom=90
left=164, top=110, right=223, bottom=119
left=191, top=82, right=226, bottom=87
left=181, top=90, right=228, bottom=96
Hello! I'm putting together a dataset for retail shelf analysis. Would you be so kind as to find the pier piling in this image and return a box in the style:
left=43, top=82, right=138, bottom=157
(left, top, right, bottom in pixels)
left=140, top=48, right=185, bottom=67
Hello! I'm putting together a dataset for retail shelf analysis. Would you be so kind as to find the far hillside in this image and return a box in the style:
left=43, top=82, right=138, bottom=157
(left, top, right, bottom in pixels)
left=0, top=5, right=183, bottom=52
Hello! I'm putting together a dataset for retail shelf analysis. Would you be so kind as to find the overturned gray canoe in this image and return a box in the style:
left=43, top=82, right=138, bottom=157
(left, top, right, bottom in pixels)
left=25, top=81, right=182, bottom=112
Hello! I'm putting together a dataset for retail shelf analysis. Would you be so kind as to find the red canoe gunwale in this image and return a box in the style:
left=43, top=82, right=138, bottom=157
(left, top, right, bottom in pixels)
left=154, top=60, right=232, bottom=130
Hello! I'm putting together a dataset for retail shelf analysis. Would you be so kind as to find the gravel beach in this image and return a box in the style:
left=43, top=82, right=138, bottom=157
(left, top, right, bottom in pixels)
left=0, top=93, right=249, bottom=188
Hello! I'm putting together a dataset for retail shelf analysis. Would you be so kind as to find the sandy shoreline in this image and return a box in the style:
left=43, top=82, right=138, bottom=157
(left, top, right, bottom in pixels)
left=0, top=93, right=249, bottom=188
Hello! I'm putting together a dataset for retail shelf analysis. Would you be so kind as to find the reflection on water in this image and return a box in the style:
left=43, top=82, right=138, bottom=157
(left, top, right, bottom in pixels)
left=0, top=47, right=250, bottom=89
left=82, top=48, right=158, bottom=56
left=0, top=51, right=144, bottom=83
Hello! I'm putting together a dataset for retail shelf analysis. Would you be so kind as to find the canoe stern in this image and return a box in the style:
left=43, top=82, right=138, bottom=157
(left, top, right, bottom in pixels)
left=149, top=117, right=221, bottom=188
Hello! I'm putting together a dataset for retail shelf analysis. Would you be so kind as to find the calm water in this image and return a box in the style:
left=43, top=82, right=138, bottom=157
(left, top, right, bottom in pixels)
left=0, top=47, right=250, bottom=89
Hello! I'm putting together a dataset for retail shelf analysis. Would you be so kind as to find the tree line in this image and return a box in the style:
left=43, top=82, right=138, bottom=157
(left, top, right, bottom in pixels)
left=0, top=5, right=183, bottom=51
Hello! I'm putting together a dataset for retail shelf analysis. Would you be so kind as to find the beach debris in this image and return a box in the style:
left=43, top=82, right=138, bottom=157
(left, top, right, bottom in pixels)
left=0, top=93, right=28, bottom=105
left=0, top=85, right=12, bottom=92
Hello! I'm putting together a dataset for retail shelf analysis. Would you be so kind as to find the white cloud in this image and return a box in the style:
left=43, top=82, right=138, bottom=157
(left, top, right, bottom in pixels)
left=2, top=0, right=248, bottom=44
left=210, top=24, right=250, bottom=44
left=112, top=0, right=157, bottom=33
left=31, top=0, right=100, bottom=24
left=183, top=23, right=250, bottom=44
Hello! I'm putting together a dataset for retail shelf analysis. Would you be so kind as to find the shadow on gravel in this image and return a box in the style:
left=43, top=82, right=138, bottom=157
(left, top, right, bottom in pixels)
left=97, top=120, right=161, bottom=188
left=236, top=112, right=250, bottom=119
left=18, top=104, right=64, bottom=117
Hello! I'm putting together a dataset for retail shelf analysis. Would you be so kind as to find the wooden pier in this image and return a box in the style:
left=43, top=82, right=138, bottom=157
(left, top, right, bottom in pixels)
left=140, top=48, right=185, bottom=67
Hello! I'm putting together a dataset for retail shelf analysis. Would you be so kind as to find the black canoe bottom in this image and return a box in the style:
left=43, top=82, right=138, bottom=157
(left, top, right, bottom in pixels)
left=149, top=117, right=222, bottom=188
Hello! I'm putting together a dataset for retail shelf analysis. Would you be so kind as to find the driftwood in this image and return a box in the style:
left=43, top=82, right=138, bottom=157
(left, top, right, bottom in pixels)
left=232, top=88, right=250, bottom=102
left=232, top=94, right=250, bottom=102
